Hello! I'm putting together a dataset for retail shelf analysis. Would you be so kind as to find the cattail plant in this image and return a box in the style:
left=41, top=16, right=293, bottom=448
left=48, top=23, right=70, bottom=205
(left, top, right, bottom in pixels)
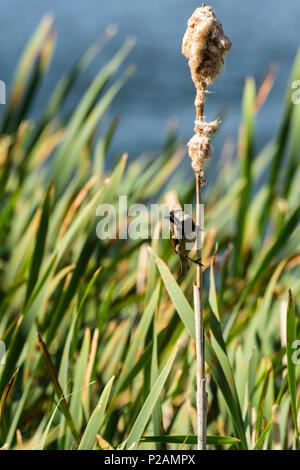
left=182, top=4, right=231, bottom=450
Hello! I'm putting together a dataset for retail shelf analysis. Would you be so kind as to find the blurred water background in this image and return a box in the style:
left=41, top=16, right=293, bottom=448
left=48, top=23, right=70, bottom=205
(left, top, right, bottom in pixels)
left=1, top=0, right=299, bottom=169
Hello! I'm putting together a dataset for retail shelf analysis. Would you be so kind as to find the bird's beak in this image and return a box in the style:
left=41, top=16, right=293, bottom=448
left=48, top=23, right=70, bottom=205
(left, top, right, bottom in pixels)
left=164, top=215, right=171, bottom=221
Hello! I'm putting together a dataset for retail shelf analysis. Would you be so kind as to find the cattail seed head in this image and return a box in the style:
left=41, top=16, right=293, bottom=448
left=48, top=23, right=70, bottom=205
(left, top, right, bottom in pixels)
left=194, top=118, right=219, bottom=136
left=182, top=5, right=231, bottom=87
left=182, top=5, right=231, bottom=178
left=188, top=134, right=211, bottom=174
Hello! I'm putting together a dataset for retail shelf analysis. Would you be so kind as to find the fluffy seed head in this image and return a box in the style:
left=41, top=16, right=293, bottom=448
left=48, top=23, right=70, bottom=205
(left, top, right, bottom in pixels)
left=182, top=5, right=231, bottom=87
left=194, top=118, right=219, bottom=136
left=187, top=134, right=212, bottom=174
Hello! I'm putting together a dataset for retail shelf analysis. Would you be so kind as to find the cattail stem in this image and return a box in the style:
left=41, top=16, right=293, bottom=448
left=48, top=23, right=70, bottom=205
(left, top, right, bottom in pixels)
left=194, top=173, right=206, bottom=450
left=195, top=174, right=202, bottom=288
left=182, top=4, right=231, bottom=451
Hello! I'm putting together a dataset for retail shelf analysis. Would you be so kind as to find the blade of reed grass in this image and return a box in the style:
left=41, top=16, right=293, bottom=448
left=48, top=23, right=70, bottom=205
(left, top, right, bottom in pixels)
left=125, top=344, right=178, bottom=449
left=255, top=260, right=287, bottom=354
left=5, top=378, right=32, bottom=447
left=93, top=117, right=119, bottom=178
left=150, top=285, right=164, bottom=450
left=77, top=267, right=102, bottom=313
left=209, top=312, right=247, bottom=449
left=57, top=312, right=78, bottom=448
left=209, top=261, right=247, bottom=448
left=58, top=314, right=77, bottom=394
left=65, top=328, right=91, bottom=449
left=232, top=78, right=256, bottom=277
left=144, top=223, right=160, bottom=305
left=283, top=97, right=300, bottom=200
left=37, top=402, right=60, bottom=450
left=286, top=290, right=300, bottom=445
left=23, top=255, right=57, bottom=315
left=24, top=184, right=53, bottom=306
left=1, top=15, right=53, bottom=133
left=0, top=188, right=20, bottom=234
left=255, top=367, right=271, bottom=440
left=209, top=252, right=220, bottom=321
left=36, top=330, right=79, bottom=444
left=78, top=376, right=114, bottom=450
left=82, top=328, right=99, bottom=419
left=0, top=316, right=30, bottom=396
left=8, top=31, right=56, bottom=135
left=148, top=248, right=195, bottom=338
left=210, top=258, right=240, bottom=404
left=252, top=420, right=273, bottom=450
left=3, top=203, right=43, bottom=286
left=0, top=368, right=19, bottom=422
left=97, top=281, right=115, bottom=335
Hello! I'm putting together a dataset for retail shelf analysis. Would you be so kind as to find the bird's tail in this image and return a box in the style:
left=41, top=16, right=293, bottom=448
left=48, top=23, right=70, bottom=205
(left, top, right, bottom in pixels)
left=180, top=256, right=190, bottom=276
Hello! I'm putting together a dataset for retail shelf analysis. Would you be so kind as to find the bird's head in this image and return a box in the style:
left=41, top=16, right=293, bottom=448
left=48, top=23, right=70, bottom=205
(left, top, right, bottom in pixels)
left=165, top=210, right=195, bottom=238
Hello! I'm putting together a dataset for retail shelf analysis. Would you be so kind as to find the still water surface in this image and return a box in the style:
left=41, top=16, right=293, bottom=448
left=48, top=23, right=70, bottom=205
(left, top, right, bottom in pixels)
left=0, top=0, right=299, bottom=167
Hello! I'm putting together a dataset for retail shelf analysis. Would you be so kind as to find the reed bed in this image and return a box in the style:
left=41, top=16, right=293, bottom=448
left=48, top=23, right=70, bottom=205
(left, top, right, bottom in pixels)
left=0, top=14, right=299, bottom=450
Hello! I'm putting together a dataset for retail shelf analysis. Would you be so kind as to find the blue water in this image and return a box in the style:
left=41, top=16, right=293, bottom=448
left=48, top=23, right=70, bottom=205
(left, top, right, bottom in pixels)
left=1, top=0, right=299, bottom=164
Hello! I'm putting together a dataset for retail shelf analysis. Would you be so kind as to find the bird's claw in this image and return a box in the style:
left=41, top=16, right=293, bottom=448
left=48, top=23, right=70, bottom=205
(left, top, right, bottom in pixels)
left=186, top=255, right=204, bottom=268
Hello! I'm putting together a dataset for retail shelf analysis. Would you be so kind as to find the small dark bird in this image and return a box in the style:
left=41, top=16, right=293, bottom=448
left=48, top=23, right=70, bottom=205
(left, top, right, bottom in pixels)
left=166, top=209, right=203, bottom=276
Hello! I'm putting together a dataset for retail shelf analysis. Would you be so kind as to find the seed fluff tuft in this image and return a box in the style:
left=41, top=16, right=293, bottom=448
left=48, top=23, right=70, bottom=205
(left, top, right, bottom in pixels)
left=182, top=5, right=231, bottom=180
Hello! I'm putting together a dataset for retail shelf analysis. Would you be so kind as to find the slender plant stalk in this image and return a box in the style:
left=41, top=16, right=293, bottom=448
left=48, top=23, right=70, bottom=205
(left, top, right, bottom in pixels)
left=194, top=174, right=206, bottom=450
left=182, top=5, right=231, bottom=450
left=194, top=86, right=206, bottom=450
